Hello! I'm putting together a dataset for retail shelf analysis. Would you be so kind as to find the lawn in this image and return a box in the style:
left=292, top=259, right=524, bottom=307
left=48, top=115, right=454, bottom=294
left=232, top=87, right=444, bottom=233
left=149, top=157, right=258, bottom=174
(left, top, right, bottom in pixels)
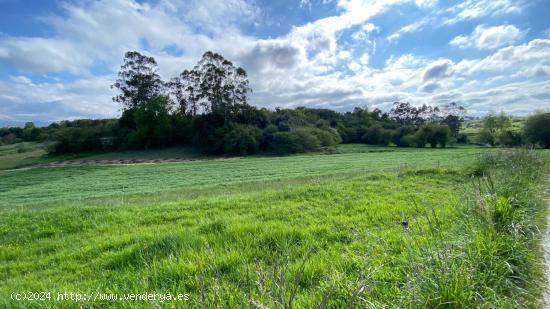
left=0, top=145, right=546, bottom=308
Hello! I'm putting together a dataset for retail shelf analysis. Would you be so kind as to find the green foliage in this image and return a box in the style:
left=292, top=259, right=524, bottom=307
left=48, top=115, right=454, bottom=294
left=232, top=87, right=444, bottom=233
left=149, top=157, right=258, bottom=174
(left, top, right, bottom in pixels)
left=51, top=119, right=118, bottom=153
left=222, top=124, right=262, bottom=155
left=483, top=111, right=512, bottom=134
left=478, top=112, right=517, bottom=147
left=112, top=51, right=164, bottom=111
left=523, top=112, right=550, bottom=148
left=362, top=125, right=392, bottom=145
left=128, top=96, right=172, bottom=149
left=268, top=127, right=340, bottom=154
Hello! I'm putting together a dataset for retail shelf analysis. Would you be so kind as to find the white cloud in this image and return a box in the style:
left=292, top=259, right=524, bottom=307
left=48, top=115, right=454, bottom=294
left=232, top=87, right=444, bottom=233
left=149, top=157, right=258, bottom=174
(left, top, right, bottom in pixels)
left=450, top=25, right=524, bottom=50
left=387, top=19, right=429, bottom=42
left=415, top=0, right=438, bottom=8
left=387, top=0, right=526, bottom=43
left=0, top=0, right=258, bottom=75
left=0, top=0, right=548, bottom=123
left=445, top=0, right=524, bottom=25
left=0, top=75, right=116, bottom=122
left=351, top=23, right=379, bottom=41
left=455, top=39, right=550, bottom=75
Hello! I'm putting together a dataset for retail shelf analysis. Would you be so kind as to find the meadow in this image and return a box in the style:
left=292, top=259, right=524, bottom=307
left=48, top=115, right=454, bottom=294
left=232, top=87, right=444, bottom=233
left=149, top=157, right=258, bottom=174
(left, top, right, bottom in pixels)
left=0, top=144, right=547, bottom=308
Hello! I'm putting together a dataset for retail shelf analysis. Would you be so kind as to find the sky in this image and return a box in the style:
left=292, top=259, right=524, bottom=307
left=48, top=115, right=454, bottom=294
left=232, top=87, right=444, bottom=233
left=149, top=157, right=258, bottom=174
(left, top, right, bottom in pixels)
left=0, top=0, right=549, bottom=125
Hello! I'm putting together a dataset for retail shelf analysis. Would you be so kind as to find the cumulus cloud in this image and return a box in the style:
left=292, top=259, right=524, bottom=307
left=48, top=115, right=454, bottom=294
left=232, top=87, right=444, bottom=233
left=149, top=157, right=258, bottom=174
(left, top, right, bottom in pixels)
left=0, top=0, right=548, bottom=123
left=422, top=59, right=454, bottom=81
left=450, top=25, right=524, bottom=50
left=455, top=39, right=550, bottom=75
left=0, top=75, right=116, bottom=123
left=0, top=0, right=258, bottom=75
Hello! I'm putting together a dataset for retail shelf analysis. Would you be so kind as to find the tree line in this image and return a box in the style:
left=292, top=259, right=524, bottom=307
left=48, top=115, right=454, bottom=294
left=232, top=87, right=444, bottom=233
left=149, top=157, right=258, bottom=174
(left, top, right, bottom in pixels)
left=1, top=51, right=549, bottom=153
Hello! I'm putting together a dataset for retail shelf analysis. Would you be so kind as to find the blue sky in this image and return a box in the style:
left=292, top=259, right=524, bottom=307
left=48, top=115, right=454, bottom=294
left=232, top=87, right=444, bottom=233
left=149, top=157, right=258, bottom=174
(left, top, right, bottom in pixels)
left=0, top=0, right=549, bottom=125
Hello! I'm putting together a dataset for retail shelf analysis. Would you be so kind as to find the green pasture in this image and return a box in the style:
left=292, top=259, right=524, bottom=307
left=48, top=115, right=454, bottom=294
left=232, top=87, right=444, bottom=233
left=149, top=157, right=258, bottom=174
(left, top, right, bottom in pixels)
left=0, top=145, right=547, bottom=308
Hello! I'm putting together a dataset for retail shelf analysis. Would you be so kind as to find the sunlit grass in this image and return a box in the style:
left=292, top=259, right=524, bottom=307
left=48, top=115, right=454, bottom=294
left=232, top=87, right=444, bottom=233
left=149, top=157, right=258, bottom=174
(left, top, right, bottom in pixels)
left=0, top=147, right=547, bottom=308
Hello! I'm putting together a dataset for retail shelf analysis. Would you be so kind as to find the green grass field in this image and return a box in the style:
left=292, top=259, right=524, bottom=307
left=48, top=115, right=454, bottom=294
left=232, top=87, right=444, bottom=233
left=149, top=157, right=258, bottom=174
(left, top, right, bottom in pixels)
left=0, top=142, right=51, bottom=170
left=0, top=146, right=480, bottom=207
left=0, top=145, right=547, bottom=308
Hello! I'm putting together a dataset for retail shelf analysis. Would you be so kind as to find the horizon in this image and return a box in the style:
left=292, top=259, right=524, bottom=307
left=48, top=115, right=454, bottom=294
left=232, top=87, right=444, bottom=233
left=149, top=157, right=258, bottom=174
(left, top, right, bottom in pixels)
left=1, top=0, right=550, bottom=125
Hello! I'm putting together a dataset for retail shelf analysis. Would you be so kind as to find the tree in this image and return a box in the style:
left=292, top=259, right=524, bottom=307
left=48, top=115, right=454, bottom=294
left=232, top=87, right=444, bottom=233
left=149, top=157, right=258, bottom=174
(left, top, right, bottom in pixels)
left=389, top=102, right=437, bottom=125
left=128, top=96, right=171, bottom=149
left=167, top=69, right=201, bottom=116
left=22, top=122, right=43, bottom=141
left=430, top=124, right=452, bottom=148
left=112, top=51, right=164, bottom=111
left=523, top=112, right=550, bottom=148
left=479, top=111, right=512, bottom=146
left=482, top=112, right=511, bottom=134
left=440, top=102, right=466, bottom=138
left=194, top=51, right=251, bottom=118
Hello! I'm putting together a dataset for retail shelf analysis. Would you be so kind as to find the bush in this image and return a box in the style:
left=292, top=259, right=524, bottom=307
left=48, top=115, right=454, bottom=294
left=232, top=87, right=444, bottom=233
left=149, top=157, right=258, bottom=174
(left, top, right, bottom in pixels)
left=523, top=112, right=550, bottom=148
left=478, top=129, right=496, bottom=146
left=497, top=130, right=523, bottom=147
left=307, top=127, right=341, bottom=147
left=53, top=127, right=105, bottom=153
left=223, top=124, right=262, bottom=155
left=391, top=126, right=416, bottom=147
left=268, top=127, right=335, bottom=154
left=362, top=125, right=392, bottom=145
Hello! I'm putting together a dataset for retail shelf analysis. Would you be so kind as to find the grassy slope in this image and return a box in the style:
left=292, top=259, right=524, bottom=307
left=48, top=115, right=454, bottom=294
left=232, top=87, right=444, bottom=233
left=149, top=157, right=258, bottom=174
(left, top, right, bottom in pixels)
left=1, top=146, right=547, bottom=308
left=0, top=142, right=50, bottom=170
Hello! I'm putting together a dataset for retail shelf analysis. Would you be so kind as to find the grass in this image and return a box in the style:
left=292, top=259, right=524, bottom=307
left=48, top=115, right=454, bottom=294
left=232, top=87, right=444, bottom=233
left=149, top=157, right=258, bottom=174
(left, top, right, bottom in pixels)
left=0, top=145, right=547, bottom=307
left=0, top=169, right=465, bottom=308
left=0, top=143, right=201, bottom=171
left=0, top=146, right=481, bottom=207
left=0, top=142, right=50, bottom=170
left=69, top=146, right=200, bottom=161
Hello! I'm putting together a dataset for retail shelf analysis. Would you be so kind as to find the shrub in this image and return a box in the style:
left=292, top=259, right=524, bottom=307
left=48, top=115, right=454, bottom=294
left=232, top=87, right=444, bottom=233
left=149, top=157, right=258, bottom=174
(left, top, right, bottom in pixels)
left=478, top=129, right=496, bottom=146
left=223, top=124, right=262, bottom=155
left=391, top=126, right=416, bottom=147
left=362, top=125, right=392, bottom=145
left=523, top=112, right=550, bottom=148
left=497, top=130, right=523, bottom=147
left=307, top=127, right=341, bottom=147
left=268, top=127, right=333, bottom=154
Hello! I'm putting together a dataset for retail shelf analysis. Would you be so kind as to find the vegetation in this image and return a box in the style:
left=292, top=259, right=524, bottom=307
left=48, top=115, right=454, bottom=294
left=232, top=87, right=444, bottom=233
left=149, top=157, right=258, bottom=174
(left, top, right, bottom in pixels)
left=0, top=146, right=479, bottom=207
left=1, top=51, right=473, bottom=157
left=1, top=146, right=547, bottom=307
left=1, top=49, right=548, bottom=307
left=523, top=112, right=550, bottom=148
left=0, top=142, right=50, bottom=170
